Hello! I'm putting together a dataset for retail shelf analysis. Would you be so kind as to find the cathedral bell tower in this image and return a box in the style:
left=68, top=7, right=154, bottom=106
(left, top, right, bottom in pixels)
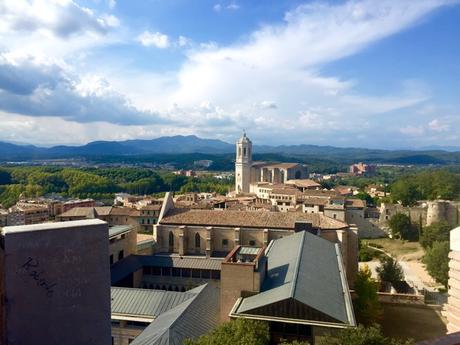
left=235, top=132, right=252, bottom=194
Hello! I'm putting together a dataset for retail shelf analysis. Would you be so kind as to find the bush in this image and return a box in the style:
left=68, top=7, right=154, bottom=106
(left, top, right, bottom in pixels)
left=424, top=240, right=449, bottom=287
left=376, top=256, right=404, bottom=284
left=359, top=246, right=381, bottom=262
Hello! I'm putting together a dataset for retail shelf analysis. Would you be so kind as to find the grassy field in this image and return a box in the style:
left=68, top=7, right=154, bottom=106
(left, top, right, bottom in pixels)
left=363, top=238, right=424, bottom=261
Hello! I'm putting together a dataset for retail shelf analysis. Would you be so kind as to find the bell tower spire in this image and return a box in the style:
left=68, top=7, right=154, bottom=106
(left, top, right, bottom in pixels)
left=235, top=132, right=252, bottom=194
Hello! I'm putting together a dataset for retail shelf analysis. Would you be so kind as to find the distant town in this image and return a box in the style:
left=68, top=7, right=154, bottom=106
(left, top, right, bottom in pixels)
left=1, top=133, right=460, bottom=345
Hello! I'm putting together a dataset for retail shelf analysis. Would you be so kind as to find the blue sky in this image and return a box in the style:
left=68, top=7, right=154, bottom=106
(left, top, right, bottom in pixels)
left=0, top=0, right=459, bottom=149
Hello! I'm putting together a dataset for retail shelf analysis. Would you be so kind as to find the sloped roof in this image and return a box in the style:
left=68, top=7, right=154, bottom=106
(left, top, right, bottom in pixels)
left=57, top=206, right=112, bottom=218
left=232, top=231, right=355, bottom=327
left=131, top=284, right=220, bottom=345
left=109, top=225, right=134, bottom=239
left=160, top=209, right=348, bottom=230
left=111, top=287, right=196, bottom=319
left=285, top=179, right=321, bottom=188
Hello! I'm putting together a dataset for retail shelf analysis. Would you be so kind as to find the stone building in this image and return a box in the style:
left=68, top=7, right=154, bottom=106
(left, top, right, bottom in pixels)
left=380, top=200, right=460, bottom=229
left=349, top=162, right=376, bottom=176
left=7, top=203, right=49, bottom=226
left=154, top=193, right=358, bottom=287
left=235, top=132, right=307, bottom=194
left=109, top=225, right=137, bottom=266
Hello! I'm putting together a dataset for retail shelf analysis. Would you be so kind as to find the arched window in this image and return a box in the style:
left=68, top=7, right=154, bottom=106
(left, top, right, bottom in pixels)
left=169, top=231, right=174, bottom=248
left=238, top=147, right=241, bottom=157
left=243, top=147, right=247, bottom=156
left=195, top=233, right=201, bottom=248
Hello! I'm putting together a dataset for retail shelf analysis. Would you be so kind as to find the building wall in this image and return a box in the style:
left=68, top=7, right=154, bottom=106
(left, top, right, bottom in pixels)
left=111, top=322, right=146, bottom=345
left=345, top=208, right=385, bottom=239
left=109, top=228, right=137, bottom=265
left=448, top=227, right=460, bottom=333
left=155, top=224, right=291, bottom=255
left=155, top=224, right=357, bottom=287
left=221, top=262, right=261, bottom=321
left=0, top=220, right=111, bottom=345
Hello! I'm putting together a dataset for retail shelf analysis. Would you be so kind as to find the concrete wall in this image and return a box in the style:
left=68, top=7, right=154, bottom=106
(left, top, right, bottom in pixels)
left=0, top=220, right=111, bottom=345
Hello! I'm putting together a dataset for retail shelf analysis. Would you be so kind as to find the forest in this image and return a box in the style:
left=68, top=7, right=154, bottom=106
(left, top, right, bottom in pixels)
left=0, top=166, right=233, bottom=208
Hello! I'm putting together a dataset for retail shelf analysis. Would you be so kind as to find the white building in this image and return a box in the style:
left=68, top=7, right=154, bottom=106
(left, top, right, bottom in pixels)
left=234, top=132, right=307, bottom=194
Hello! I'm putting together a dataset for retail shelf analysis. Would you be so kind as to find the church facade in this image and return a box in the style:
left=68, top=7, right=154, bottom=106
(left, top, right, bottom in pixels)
left=235, top=133, right=307, bottom=194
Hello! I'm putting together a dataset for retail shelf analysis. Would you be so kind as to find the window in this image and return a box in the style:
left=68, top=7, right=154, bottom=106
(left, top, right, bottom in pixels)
left=192, top=269, right=201, bottom=278
left=222, top=239, right=229, bottom=246
left=169, top=231, right=174, bottom=248
left=243, top=147, right=247, bottom=156
left=249, top=240, right=256, bottom=246
left=118, top=250, right=124, bottom=260
left=333, top=214, right=337, bottom=219
left=195, top=233, right=201, bottom=248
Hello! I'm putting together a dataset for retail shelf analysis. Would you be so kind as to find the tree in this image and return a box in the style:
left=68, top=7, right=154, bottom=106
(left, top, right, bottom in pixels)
left=390, top=178, right=421, bottom=206
left=424, top=240, right=449, bottom=287
left=317, top=325, right=413, bottom=345
left=0, top=169, right=12, bottom=185
left=355, top=192, right=373, bottom=206
left=388, top=213, right=417, bottom=240
left=376, top=256, right=404, bottom=284
left=353, top=265, right=382, bottom=325
left=420, top=221, right=451, bottom=249
left=184, top=318, right=270, bottom=345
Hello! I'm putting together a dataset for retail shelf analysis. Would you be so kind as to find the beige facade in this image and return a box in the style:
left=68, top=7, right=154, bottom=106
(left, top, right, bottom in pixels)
left=220, top=246, right=265, bottom=321
left=7, top=204, right=49, bottom=226
left=448, top=227, right=460, bottom=333
left=235, top=133, right=307, bottom=194
left=155, top=194, right=358, bottom=287
left=110, top=225, right=138, bottom=265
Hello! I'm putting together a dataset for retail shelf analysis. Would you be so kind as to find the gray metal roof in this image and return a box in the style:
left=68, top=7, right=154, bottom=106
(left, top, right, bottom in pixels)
left=131, top=283, right=220, bottom=345
left=109, top=225, right=133, bottom=239
left=233, top=231, right=355, bottom=326
left=146, top=255, right=222, bottom=270
left=239, top=246, right=261, bottom=255
left=111, top=255, right=223, bottom=285
left=111, top=287, right=195, bottom=319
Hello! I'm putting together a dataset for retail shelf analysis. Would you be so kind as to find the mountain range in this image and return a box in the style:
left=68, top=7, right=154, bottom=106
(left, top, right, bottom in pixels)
left=1, top=135, right=460, bottom=165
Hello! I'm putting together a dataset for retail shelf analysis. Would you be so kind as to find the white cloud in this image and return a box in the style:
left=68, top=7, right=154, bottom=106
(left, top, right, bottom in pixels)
left=226, top=2, right=240, bottom=10
left=0, top=0, right=458, bottom=147
left=177, top=35, right=192, bottom=47
left=137, top=31, right=170, bottom=48
left=214, top=2, right=240, bottom=12
left=0, top=0, right=119, bottom=38
left=108, top=0, right=116, bottom=9
left=428, top=119, right=449, bottom=132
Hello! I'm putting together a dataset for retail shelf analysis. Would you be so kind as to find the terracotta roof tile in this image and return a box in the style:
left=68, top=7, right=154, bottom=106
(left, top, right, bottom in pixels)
left=160, top=209, right=348, bottom=230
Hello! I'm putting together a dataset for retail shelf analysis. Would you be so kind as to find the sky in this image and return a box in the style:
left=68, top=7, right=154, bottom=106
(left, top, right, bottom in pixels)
left=0, top=0, right=459, bottom=149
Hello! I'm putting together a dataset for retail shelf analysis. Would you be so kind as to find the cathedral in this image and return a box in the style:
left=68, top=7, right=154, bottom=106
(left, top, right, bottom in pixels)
left=235, top=132, right=307, bottom=194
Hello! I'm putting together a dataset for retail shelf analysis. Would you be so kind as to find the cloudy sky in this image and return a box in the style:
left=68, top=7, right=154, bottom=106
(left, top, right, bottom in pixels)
left=0, top=0, right=459, bottom=148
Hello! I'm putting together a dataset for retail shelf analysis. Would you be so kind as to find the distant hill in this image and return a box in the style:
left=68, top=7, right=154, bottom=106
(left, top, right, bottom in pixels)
left=1, top=135, right=460, bottom=165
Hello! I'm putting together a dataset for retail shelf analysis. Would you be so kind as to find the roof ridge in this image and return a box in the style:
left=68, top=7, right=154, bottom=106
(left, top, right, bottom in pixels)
left=289, top=231, right=306, bottom=299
